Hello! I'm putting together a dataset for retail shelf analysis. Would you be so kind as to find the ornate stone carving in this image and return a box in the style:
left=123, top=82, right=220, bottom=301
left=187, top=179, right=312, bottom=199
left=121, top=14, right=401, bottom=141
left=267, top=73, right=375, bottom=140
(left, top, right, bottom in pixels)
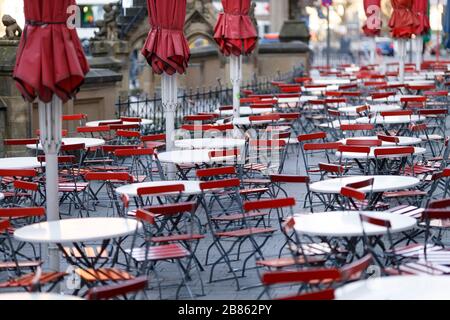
left=1, top=15, right=22, bottom=40
left=92, top=2, right=120, bottom=41
left=185, top=0, right=217, bottom=44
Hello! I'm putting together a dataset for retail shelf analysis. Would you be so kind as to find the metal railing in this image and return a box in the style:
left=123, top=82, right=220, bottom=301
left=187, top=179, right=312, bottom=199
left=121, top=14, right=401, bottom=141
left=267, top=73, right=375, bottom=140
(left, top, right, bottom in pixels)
left=116, top=66, right=305, bottom=134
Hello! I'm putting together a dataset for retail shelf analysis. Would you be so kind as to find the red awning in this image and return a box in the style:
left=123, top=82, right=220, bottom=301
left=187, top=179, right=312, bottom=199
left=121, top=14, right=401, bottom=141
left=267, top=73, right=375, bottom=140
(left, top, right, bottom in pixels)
left=389, top=0, right=420, bottom=38
left=412, top=0, right=430, bottom=35
left=362, top=0, right=382, bottom=37
left=214, top=0, right=258, bottom=56
left=141, top=0, right=190, bottom=75
left=13, top=0, right=89, bottom=103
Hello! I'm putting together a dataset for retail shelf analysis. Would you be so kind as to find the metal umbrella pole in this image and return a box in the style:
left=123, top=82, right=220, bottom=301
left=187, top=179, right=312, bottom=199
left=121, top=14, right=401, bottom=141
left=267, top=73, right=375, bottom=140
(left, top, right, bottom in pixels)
left=415, top=35, right=423, bottom=70
left=398, top=38, right=407, bottom=82
left=230, top=54, right=242, bottom=137
left=371, top=37, right=377, bottom=65
left=230, top=55, right=242, bottom=119
left=38, top=95, right=62, bottom=274
left=162, top=73, right=177, bottom=179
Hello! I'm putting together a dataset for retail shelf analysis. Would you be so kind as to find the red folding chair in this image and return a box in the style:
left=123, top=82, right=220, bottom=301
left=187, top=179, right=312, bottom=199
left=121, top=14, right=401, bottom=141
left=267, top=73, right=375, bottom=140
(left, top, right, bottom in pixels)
left=126, top=203, right=204, bottom=299
left=86, top=276, right=148, bottom=300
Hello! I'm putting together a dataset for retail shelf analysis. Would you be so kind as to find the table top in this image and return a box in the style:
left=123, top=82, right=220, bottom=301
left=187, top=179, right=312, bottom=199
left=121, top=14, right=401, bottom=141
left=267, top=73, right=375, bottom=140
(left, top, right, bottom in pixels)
left=277, top=96, right=319, bottom=104
left=366, top=95, right=423, bottom=103
left=293, top=211, right=416, bottom=237
left=335, top=276, right=450, bottom=300
left=318, top=119, right=356, bottom=129
left=86, top=119, right=152, bottom=127
left=174, top=138, right=245, bottom=150
left=356, top=115, right=425, bottom=125
left=339, top=136, right=422, bottom=146
left=301, top=85, right=339, bottom=93
left=27, top=137, right=105, bottom=150
left=0, top=292, right=84, bottom=300
left=338, top=104, right=401, bottom=115
left=336, top=146, right=426, bottom=159
left=310, top=175, right=420, bottom=194
left=14, top=218, right=142, bottom=244
left=116, top=180, right=202, bottom=197
left=311, top=79, right=352, bottom=85
left=157, top=149, right=239, bottom=165
left=0, top=157, right=43, bottom=169
left=214, top=107, right=273, bottom=116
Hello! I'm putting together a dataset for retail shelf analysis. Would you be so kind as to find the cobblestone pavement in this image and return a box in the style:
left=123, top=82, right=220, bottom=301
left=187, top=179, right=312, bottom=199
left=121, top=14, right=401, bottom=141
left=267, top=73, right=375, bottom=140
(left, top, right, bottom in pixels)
left=1, top=125, right=449, bottom=300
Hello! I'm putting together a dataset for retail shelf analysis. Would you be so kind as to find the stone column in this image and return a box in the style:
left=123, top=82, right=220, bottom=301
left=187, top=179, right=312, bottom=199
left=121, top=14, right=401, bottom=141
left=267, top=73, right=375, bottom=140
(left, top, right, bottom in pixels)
left=270, top=0, right=289, bottom=34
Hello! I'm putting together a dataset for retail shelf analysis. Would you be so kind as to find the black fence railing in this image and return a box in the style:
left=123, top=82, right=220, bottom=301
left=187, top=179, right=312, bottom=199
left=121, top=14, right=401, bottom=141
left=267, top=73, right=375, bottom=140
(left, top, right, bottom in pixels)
left=116, top=66, right=305, bottom=134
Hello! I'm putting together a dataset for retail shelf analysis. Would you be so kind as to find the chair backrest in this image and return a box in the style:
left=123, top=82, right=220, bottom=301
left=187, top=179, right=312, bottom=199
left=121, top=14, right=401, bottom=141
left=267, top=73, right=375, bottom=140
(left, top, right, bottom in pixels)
left=359, top=213, right=392, bottom=228
left=4, top=138, right=39, bottom=146
left=346, top=139, right=382, bottom=147
left=339, top=254, right=373, bottom=281
left=199, top=178, right=241, bottom=191
left=297, top=132, right=327, bottom=142
left=261, top=268, right=341, bottom=286
left=86, top=277, right=147, bottom=300
left=120, top=117, right=142, bottom=123
left=377, top=135, right=400, bottom=144
left=196, top=166, right=236, bottom=179
left=380, top=110, right=413, bottom=117
left=141, top=134, right=166, bottom=142
left=243, top=197, right=296, bottom=212
left=374, top=146, right=414, bottom=158
left=85, top=172, right=134, bottom=182
left=0, top=207, right=45, bottom=219
left=137, top=184, right=185, bottom=197
left=338, top=145, right=371, bottom=155
left=63, top=114, right=87, bottom=121
left=319, top=163, right=345, bottom=175
left=0, top=169, right=37, bottom=178
left=340, top=124, right=375, bottom=132
left=114, top=148, right=154, bottom=157
left=340, top=186, right=366, bottom=202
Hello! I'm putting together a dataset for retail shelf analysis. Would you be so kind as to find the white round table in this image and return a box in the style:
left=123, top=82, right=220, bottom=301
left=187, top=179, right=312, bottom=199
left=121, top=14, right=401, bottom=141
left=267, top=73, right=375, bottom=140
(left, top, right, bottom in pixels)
left=301, top=85, right=339, bottom=93
left=338, top=104, right=401, bottom=116
left=311, top=79, right=352, bottom=85
left=336, top=147, right=426, bottom=159
left=356, top=115, right=425, bottom=125
left=174, top=138, right=245, bottom=150
left=116, top=180, right=202, bottom=197
left=318, top=119, right=357, bottom=129
left=0, top=157, right=42, bottom=169
left=293, top=211, right=416, bottom=237
left=0, top=292, right=83, bottom=300
left=310, top=175, right=420, bottom=194
left=14, top=218, right=141, bottom=244
left=86, top=119, right=152, bottom=127
left=335, top=276, right=450, bottom=300
left=277, top=96, right=319, bottom=104
left=26, top=138, right=105, bottom=150
left=339, top=136, right=422, bottom=146
left=157, top=149, right=240, bottom=165
left=214, top=107, right=273, bottom=116
left=366, top=95, right=423, bottom=103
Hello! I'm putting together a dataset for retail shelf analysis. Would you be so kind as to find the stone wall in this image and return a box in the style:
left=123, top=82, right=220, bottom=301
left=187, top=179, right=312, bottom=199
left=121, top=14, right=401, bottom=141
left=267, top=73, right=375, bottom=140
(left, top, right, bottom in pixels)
left=0, top=40, right=122, bottom=156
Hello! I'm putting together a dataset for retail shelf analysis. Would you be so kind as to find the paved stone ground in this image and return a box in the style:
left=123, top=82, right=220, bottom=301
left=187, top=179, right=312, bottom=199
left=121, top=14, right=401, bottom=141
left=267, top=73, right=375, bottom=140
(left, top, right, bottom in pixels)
left=1, top=122, right=450, bottom=300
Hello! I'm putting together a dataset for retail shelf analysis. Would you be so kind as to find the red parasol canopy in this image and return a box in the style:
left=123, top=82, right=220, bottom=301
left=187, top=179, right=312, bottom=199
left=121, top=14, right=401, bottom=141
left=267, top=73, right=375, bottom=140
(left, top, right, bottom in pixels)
left=13, top=0, right=89, bottom=103
left=362, top=0, right=382, bottom=37
left=141, top=0, right=190, bottom=75
left=389, top=0, right=420, bottom=38
left=412, top=0, right=430, bottom=35
left=214, top=0, right=258, bottom=56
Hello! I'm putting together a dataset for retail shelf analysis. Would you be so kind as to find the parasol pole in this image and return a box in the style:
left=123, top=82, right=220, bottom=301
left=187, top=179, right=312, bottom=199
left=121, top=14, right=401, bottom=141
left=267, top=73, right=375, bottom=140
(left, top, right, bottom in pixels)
left=38, top=95, right=62, bottom=276
left=371, top=37, right=377, bottom=65
left=415, top=35, right=423, bottom=70
left=398, top=38, right=407, bottom=82
left=230, top=54, right=242, bottom=137
left=162, top=73, right=177, bottom=179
